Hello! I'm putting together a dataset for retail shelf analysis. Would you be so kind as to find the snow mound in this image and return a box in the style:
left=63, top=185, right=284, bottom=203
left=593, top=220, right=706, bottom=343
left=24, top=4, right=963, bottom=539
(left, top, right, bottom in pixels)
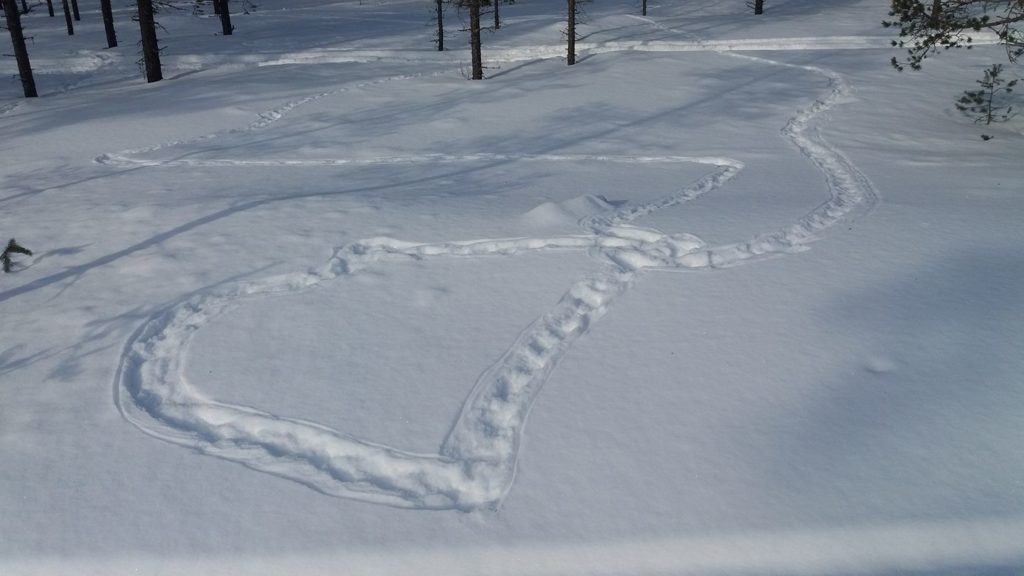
left=521, top=195, right=617, bottom=227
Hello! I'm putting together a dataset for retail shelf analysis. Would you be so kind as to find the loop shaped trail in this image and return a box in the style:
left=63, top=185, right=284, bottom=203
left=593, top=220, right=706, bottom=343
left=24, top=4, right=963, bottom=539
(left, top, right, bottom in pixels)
left=114, top=35, right=877, bottom=510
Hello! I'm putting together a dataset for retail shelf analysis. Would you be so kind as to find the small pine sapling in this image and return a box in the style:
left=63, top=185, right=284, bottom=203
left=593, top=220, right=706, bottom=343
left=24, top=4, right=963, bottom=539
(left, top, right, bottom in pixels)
left=885, top=1, right=1024, bottom=137
left=2, top=238, right=32, bottom=272
left=956, top=63, right=1018, bottom=137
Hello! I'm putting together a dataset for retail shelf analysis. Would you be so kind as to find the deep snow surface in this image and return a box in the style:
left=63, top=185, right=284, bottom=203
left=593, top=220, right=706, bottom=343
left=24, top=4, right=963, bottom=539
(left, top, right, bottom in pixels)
left=2, top=1, right=1023, bottom=574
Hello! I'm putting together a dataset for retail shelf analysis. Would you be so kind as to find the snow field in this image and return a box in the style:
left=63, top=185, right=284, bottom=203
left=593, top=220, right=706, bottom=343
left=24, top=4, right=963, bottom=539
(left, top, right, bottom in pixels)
left=114, top=32, right=877, bottom=509
left=2, top=0, right=1023, bottom=573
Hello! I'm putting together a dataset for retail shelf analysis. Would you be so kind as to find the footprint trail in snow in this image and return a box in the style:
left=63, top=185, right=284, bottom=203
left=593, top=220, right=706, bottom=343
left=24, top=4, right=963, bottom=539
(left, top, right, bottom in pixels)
left=115, top=38, right=877, bottom=510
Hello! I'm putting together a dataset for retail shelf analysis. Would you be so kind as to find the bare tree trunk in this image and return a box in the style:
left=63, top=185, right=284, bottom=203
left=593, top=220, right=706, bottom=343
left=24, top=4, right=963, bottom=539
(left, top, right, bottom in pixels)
left=2, top=0, right=38, bottom=97
left=70, top=0, right=79, bottom=21
left=754, top=0, right=763, bottom=15
left=137, top=0, right=162, bottom=82
left=494, top=0, right=500, bottom=30
left=45, top=0, right=54, bottom=17
left=567, top=0, right=576, bottom=65
left=469, top=0, right=482, bottom=79
left=642, top=0, right=647, bottom=17
left=215, top=0, right=232, bottom=35
left=436, top=0, right=443, bottom=51
left=60, top=0, right=73, bottom=34
left=19, top=0, right=27, bottom=13
left=101, top=0, right=117, bottom=47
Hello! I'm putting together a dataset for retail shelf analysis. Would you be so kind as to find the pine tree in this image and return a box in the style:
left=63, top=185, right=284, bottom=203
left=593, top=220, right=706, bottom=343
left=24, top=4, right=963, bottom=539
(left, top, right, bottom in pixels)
left=137, top=0, right=163, bottom=82
left=567, top=0, right=576, bottom=65
left=451, top=0, right=498, bottom=78
left=929, top=0, right=942, bottom=27
left=469, top=0, right=482, bottom=79
left=61, top=0, right=74, bottom=35
left=886, top=0, right=1023, bottom=72
left=567, top=0, right=587, bottom=65
left=436, top=0, right=445, bottom=51
left=886, top=1, right=1023, bottom=134
left=215, top=0, right=233, bottom=35
left=957, top=63, right=1018, bottom=126
left=451, top=0, right=487, bottom=78
left=101, top=0, right=117, bottom=47
left=2, top=0, right=38, bottom=97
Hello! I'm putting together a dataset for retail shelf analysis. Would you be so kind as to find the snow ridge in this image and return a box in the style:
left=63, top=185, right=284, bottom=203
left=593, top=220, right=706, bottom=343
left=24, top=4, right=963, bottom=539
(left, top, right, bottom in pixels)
left=115, top=43, right=876, bottom=509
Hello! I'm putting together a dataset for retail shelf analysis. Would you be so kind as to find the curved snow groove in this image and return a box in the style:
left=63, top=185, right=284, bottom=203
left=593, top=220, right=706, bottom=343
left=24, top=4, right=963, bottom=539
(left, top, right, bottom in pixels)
left=93, top=33, right=911, bottom=170
left=679, top=54, right=878, bottom=269
left=118, top=268, right=638, bottom=509
left=99, top=152, right=735, bottom=169
left=94, top=71, right=424, bottom=168
left=91, top=33, right=931, bottom=170
left=93, top=86, right=335, bottom=168
left=116, top=162, right=730, bottom=510
left=115, top=43, right=877, bottom=509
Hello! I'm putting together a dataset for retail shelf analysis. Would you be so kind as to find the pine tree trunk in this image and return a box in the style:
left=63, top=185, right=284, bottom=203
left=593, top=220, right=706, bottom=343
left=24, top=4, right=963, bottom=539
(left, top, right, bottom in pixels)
left=45, top=0, right=54, bottom=18
left=101, top=0, right=117, bottom=47
left=754, top=0, right=764, bottom=15
left=216, top=0, right=232, bottom=35
left=435, top=0, right=443, bottom=51
left=60, top=0, right=73, bottom=34
left=469, top=0, right=482, bottom=79
left=2, top=0, right=37, bottom=97
left=929, top=0, right=942, bottom=27
left=137, top=0, right=162, bottom=83
left=70, top=0, right=79, bottom=21
left=567, top=0, right=576, bottom=65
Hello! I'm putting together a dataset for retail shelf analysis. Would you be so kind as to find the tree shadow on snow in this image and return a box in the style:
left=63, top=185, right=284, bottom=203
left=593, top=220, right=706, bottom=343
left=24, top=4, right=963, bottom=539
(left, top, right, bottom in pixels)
left=756, top=247, right=1024, bottom=572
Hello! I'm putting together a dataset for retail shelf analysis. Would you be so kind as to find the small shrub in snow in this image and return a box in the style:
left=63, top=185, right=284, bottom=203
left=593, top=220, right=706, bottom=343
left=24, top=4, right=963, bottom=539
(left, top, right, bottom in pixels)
left=2, top=238, right=32, bottom=273
left=956, top=63, right=1018, bottom=129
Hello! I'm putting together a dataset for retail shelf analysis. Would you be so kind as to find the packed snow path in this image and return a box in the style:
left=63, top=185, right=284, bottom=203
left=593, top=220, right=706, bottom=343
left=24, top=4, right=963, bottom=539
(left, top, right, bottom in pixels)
left=114, top=38, right=877, bottom=510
